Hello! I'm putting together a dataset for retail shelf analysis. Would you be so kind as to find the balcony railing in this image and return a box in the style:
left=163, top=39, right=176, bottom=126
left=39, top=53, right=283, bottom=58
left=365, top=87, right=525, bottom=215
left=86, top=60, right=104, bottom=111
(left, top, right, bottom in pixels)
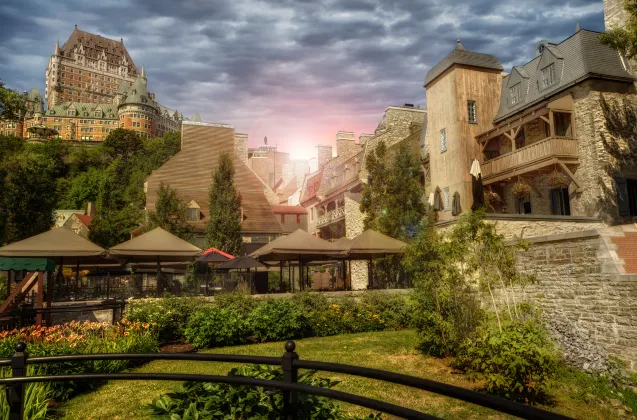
left=317, top=207, right=345, bottom=228
left=482, top=136, right=578, bottom=183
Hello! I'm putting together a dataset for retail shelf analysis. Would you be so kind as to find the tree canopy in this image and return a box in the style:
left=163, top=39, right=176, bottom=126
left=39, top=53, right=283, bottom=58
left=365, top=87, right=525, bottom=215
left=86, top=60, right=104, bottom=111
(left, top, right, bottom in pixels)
left=205, top=152, right=243, bottom=255
left=144, top=182, right=192, bottom=241
left=0, top=80, right=27, bottom=121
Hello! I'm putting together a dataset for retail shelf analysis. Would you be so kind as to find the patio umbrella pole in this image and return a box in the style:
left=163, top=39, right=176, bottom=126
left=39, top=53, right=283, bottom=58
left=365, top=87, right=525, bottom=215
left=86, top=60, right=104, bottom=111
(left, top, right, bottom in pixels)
left=74, top=262, right=80, bottom=301
left=288, top=262, right=292, bottom=293
left=156, top=256, right=161, bottom=298
left=280, top=261, right=283, bottom=293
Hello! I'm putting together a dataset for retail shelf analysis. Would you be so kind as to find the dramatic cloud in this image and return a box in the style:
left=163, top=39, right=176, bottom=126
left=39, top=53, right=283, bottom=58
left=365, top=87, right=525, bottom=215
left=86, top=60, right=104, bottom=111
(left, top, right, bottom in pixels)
left=0, top=0, right=604, bottom=159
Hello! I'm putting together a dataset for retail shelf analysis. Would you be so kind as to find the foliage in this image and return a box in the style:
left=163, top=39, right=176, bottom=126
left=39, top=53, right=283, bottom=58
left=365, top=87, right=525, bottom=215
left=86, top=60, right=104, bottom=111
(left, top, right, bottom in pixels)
left=511, top=182, right=532, bottom=199
left=545, top=170, right=569, bottom=188
left=599, top=0, right=637, bottom=59
left=88, top=205, right=143, bottom=248
left=102, top=128, right=144, bottom=162
left=205, top=152, right=243, bottom=255
left=0, top=80, right=27, bottom=121
left=149, top=364, right=381, bottom=419
left=268, top=271, right=289, bottom=293
left=124, top=297, right=207, bottom=344
left=0, top=320, right=158, bottom=417
left=248, top=298, right=305, bottom=342
left=213, top=292, right=257, bottom=315
left=144, top=182, right=192, bottom=240
left=484, top=190, right=502, bottom=211
left=403, top=213, right=484, bottom=357
left=452, top=318, right=559, bottom=404
left=58, top=167, right=104, bottom=210
left=185, top=306, right=250, bottom=349
left=360, top=141, right=425, bottom=241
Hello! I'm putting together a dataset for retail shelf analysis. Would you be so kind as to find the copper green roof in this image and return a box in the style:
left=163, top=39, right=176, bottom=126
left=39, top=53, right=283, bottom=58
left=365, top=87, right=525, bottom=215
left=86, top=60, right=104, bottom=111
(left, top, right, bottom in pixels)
left=45, top=102, right=118, bottom=118
left=121, top=75, right=158, bottom=109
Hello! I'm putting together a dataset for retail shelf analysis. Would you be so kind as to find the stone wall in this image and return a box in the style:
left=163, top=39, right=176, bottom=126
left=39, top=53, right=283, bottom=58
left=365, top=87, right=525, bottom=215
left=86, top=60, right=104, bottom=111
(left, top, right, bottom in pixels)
left=344, top=194, right=368, bottom=290
left=436, top=214, right=605, bottom=240
left=604, top=0, right=629, bottom=30
left=506, top=230, right=637, bottom=370
left=50, top=301, right=123, bottom=325
left=317, top=145, right=333, bottom=170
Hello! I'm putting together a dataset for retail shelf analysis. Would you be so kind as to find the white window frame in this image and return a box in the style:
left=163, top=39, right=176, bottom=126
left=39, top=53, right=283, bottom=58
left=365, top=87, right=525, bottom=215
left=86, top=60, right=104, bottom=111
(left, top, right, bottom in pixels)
left=510, top=83, right=521, bottom=105
left=541, top=64, right=555, bottom=89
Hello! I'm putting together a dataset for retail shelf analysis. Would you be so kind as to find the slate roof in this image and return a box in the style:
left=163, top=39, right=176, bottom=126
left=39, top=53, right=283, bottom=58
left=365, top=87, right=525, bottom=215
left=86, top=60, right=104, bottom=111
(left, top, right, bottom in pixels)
left=121, top=75, right=158, bottom=109
left=45, top=102, right=118, bottom=118
left=494, top=30, right=635, bottom=122
left=424, top=40, right=503, bottom=86
left=60, top=27, right=138, bottom=74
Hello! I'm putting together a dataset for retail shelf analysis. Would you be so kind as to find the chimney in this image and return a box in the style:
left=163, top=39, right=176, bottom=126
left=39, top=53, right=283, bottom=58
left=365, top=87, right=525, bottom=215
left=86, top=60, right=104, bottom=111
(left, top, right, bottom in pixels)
left=358, top=133, right=374, bottom=147
left=234, top=133, right=248, bottom=164
left=403, top=103, right=414, bottom=108
left=282, top=163, right=294, bottom=184
left=316, top=145, right=333, bottom=170
left=336, top=131, right=355, bottom=157
left=86, top=201, right=96, bottom=217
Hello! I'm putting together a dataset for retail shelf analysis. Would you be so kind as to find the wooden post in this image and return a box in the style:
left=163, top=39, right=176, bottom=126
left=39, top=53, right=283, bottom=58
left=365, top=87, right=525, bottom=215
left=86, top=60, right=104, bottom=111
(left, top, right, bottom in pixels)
left=549, top=110, right=555, bottom=137
left=35, top=273, right=44, bottom=326
left=45, top=271, right=53, bottom=326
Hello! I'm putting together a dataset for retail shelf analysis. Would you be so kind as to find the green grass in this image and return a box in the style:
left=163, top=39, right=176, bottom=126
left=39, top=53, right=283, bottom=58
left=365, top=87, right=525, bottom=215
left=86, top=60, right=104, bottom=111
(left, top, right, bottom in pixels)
left=57, top=330, right=629, bottom=420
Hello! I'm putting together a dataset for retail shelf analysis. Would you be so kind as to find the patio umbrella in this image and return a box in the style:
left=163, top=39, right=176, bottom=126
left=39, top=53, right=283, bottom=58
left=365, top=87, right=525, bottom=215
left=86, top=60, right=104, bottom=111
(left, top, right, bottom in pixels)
left=108, top=227, right=202, bottom=296
left=250, top=229, right=346, bottom=262
left=217, top=256, right=266, bottom=270
left=470, top=159, right=485, bottom=211
left=345, top=229, right=407, bottom=259
left=452, top=191, right=462, bottom=216
left=196, top=250, right=233, bottom=264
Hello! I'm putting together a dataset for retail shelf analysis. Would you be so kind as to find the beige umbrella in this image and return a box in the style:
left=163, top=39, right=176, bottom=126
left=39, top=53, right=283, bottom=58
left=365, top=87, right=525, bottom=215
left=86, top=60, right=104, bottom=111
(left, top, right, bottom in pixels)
left=345, top=229, right=407, bottom=259
left=250, top=229, right=346, bottom=262
left=109, top=227, right=202, bottom=296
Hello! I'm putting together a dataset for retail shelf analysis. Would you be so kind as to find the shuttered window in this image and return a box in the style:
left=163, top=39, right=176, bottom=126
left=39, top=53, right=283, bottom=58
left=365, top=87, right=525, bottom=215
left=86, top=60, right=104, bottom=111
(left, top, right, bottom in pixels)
left=440, top=129, right=447, bottom=153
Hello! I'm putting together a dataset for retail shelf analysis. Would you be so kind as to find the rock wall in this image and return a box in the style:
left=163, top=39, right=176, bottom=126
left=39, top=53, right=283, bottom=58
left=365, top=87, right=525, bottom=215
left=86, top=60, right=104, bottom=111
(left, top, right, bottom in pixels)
left=604, top=0, right=629, bottom=30
left=508, top=230, right=637, bottom=371
left=344, top=195, right=368, bottom=290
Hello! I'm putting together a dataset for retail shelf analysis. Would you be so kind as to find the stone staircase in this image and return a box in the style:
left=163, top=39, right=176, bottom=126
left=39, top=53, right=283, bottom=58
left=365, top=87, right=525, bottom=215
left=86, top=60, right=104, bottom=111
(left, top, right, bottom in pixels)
left=599, top=224, right=637, bottom=274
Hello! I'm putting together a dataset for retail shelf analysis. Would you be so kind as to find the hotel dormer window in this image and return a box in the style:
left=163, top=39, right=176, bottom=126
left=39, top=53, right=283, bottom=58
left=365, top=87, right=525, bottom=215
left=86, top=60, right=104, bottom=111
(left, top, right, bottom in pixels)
left=510, top=83, right=521, bottom=105
left=541, top=64, right=555, bottom=89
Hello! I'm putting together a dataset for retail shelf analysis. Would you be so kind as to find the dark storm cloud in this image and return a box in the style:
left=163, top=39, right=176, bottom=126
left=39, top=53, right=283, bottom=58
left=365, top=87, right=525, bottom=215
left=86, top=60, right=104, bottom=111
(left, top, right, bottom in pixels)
left=0, top=0, right=604, bottom=157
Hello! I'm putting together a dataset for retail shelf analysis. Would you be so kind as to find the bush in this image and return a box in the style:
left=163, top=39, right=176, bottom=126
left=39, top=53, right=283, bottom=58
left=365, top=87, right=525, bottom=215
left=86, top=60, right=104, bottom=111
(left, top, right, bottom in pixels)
left=184, top=306, right=249, bottom=349
left=148, top=364, right=382, bottom=419
left=249, top=298, right=305, bottom=342
left=359, top=291, right=414, bottom=330
left=213, top=291, right=257, bottom=315
left=452, top=318, right=559, bottom=404
left=124, top=296, right=207, bottom=344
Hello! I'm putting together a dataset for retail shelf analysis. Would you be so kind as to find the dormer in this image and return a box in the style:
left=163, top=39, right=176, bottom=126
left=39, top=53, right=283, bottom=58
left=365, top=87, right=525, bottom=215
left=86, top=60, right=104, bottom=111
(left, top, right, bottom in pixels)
left=187, top=200, right=201, bottom=222
left=536, top=46, right=564, bottom=92
left=506, top=67, right=530, bottom=107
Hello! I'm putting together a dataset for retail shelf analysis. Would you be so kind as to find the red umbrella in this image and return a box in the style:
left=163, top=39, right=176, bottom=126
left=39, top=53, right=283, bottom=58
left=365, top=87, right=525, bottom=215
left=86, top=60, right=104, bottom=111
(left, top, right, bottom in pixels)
left=196, top=248, right=235, bottom=264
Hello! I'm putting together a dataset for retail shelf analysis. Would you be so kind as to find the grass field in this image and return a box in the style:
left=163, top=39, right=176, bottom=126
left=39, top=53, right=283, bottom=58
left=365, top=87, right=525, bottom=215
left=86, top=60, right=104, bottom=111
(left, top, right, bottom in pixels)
left=57, top=330, right=627, bottom=419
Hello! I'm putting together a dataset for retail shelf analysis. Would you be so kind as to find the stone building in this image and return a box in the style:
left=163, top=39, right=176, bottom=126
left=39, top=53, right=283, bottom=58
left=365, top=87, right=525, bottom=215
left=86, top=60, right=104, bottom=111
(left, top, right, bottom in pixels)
left=271, top=205, right=308, bottom=234
left=45, top=25, right=138, bottom=107
left=145, top=121, right=282, bottom=249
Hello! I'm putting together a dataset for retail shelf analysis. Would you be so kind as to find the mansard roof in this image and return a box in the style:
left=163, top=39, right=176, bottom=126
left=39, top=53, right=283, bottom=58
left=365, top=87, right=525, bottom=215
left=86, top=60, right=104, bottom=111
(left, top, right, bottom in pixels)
left=45, top=102, right=118, bottom=118
left=121, top=75, right=158, bottom=109
left=424, top=39, right=503, bottom=86
left=60, top=26, right=138, bottom=74
left=494, top=29, right=635, bottom=122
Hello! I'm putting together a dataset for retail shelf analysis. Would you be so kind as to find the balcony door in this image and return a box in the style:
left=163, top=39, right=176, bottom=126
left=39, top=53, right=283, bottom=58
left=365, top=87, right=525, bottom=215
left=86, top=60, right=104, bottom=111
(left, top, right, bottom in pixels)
left=554, top=112, right=573, bottom=137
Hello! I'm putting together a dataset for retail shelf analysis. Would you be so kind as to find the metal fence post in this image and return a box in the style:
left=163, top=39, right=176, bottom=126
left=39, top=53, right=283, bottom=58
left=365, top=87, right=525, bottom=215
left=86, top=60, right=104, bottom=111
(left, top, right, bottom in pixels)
left=281, top=340, right=299, bottom=420
left=9, top=342, right=27, bottom=420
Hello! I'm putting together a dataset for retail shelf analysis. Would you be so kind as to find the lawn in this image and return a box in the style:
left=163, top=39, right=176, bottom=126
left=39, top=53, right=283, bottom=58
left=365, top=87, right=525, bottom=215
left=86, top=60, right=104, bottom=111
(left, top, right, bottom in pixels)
left=57, top=330, right=624, bottom=420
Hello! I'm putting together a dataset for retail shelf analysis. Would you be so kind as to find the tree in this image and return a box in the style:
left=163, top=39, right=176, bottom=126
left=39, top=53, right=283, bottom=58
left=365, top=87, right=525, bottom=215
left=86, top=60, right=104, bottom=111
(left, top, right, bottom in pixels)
left=0, top=150, right=57, bottom=245
left=360, top=141, right=424, bottom=240
left=205, top=152, right=243, bottom=255
left=0, top=80, right=27, bottom=121
left=102, top=129, right=144, bottom=162
left=599, top=1, right=637, bottom=59
left=58, top=167, right=104, bottom=209
left=145, top=182, right=192, bottom=240
left=88, top=205, right=142, bottom=249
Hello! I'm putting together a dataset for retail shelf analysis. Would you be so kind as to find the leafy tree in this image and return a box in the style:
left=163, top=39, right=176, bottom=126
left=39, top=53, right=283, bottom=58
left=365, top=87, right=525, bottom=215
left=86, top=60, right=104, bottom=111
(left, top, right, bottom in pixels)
left=599, top=0, right=637, bottom=58
left=88, top=205, right=142, bottom=248
left=0, top=80, right=27, bottom=121
left=205, top=152, right=243, bottom=255
left=0, top=134, right=25, bottom=161
left=58, top=168, right=104, bottom=210
left=361, top=141, right=424, bottom=240
left=102, top=128, right=143, bottom=162
left=144, top=182, right=192, bottom=240
left=0, top=150, right=57, bottom=245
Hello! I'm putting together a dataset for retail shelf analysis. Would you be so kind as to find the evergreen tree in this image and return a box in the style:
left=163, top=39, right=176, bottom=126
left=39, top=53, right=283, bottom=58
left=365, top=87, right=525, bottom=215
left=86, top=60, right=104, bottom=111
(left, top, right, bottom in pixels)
left=361, top=141, right=425, bottom=240
left=599, top=1, right=637, bottom=58
left=145, top=182, right=192, bottom=240
left=205, top=152, right=243, bottom=255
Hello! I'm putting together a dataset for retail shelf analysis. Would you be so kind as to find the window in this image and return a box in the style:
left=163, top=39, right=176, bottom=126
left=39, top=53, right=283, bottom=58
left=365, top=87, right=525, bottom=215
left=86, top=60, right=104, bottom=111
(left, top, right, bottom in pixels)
left=296, top=214, right=301, bottom=224
left=187, top=208, right=199, bottom=221
left=541, top=64, right=555, bottom=89
left=554, top=112, right=572, bottom=136
left=510, top=83, right=521, bottom=105
left=467, top=100, right=477, bottom=124
left=551, top=188, right=571, bottom=215
left=280, top=214, right=285, bottom=223
left=440, top=129, right=447, bottom=153
left=443, top=187, right=450, bottom=210
left=616, top=178, right=637, bottom=216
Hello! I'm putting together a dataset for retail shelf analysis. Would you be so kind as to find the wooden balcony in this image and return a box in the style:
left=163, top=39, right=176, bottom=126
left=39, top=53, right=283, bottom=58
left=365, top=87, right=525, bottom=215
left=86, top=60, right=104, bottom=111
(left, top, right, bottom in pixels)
left=482, top=137, right=579, bottom=184
left=317, top=207, right=345, bottom=228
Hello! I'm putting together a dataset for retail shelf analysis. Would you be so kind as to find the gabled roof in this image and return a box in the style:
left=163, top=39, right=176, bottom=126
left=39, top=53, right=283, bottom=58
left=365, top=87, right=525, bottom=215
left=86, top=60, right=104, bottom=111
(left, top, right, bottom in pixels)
left=424, top=40, right=503, bottom=86
left=494, top=30, right=635, bottom=122
left=300, top=169, right=323, bottom=205
left=73, top=214, right=92, bottom=227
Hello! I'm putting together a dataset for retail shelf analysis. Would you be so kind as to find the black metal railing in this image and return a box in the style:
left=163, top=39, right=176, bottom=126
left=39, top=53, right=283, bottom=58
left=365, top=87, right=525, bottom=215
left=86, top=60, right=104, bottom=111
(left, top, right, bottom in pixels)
left=0, top=341, right=572, bottom=420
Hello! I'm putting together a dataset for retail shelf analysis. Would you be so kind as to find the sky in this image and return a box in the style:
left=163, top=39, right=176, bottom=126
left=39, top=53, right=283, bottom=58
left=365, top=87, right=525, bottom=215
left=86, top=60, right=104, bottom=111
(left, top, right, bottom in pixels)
left=0, top=0, right=605, bottom=160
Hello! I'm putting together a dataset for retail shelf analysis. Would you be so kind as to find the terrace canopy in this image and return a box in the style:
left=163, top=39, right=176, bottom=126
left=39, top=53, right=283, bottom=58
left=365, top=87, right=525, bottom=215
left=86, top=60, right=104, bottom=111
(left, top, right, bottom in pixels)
left=345, top=229, right=408, bottom=259
left=108, top=227, right=202, bottom=296
left=250, top=229, right=346, bottom=262
left=196, top=248, right=234, bottom=264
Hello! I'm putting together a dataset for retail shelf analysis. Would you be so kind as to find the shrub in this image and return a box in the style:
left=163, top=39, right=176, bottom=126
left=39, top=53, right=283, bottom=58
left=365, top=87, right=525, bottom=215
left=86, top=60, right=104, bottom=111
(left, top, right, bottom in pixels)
left=512, top=182, right=532, bottom=199
left=452, top=318, right=559, bottom=404
left=249, top=298, right=305, bottom=342
left=124, top=296, right=207, bottom=344
left=185, top=306, right=249, bottom=349
left=213, top=291, right=257, bottom=315
left=148, top=364, right=382, bottom=419
left=359, top=291, right=414, bottom=330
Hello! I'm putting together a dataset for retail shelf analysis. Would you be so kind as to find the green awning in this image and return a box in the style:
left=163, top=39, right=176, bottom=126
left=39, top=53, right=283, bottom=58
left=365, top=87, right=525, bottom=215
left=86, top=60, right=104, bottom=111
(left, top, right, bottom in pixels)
left=0, top=258, right=56, bottom=272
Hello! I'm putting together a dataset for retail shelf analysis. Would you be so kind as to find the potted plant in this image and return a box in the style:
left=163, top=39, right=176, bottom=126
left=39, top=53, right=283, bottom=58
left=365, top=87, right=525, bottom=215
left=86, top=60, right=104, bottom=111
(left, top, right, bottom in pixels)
left=512, top=182, right=532, bottom=200
left=484, top=190, right=502, bottom=210
left=546, top=170, right=569, bottom=188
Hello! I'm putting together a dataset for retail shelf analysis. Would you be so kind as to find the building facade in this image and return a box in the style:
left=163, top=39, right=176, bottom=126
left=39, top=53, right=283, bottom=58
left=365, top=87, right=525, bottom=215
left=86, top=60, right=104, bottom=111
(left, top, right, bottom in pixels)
left=45, top=25, right=138, bottom=107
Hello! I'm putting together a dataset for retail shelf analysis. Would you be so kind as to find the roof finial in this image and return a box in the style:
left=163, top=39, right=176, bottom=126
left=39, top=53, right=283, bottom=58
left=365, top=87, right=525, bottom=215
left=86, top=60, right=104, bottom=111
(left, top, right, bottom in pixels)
left=575, top=22, right=580, bottom=32
left=141, top=64, right=146, bottom=78
left=455, top=39, right=467, bottom=51
left=74, top=24, right=77, bottom=29
left=54, top=40, right=60, bottom=55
